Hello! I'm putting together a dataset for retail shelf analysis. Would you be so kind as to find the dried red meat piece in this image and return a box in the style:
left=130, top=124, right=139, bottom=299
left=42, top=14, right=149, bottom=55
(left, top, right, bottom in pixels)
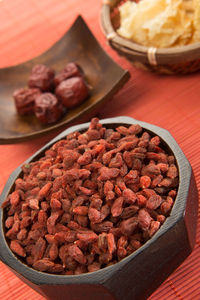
left=49, top=243, right=59, bottom=261
left=107, top=233, right=116, bottom=254
left=111, top=197, right=124, bottom=217
left=167, top=164, right=178, bottom=179
left=68, top=244, right=86, bottom=264
left=88, top=262, right=101, bottom=272
left=88, top=207, right=101, bottom=224
left=77, top=231, right=98, bottom=243
left=123, top=188, right=137, bottom=204
left=77, top=151, right=92, bottom=165
left=33, top=258, right=55, bottom=272
left=98, top=167, right=120, bottom=180
left=39, top=182, right=52, bottom=199
left=138, top=209, right=152, bottom=231
left=121, top=205, right=139, bottom=219
left=3, top=118, right=178, bottom=275
left=55, top=231, right=77, bottom=243
left=146, top=195, right=162, bottom=210
left=109, top=153, right=123, bottom=168
left=91, top=221, right=113, bottom=233
left=120, top=217, right=138, bottom=236
left=17, top=229, right=28, bottom=241
left=5, top=216, right=14, bottom=229
left=10, top=240, right=26, bottom=257
left=73, top=206, right=88, bottom=216
left=148, top=221, right=160, bottom=237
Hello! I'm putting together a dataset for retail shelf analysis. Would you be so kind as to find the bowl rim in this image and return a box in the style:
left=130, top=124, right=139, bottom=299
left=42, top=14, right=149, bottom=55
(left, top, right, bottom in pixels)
left=0, top=116, right=191, bottom=285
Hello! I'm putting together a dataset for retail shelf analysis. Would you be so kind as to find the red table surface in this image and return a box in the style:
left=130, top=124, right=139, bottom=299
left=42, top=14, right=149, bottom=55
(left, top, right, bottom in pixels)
left=0, top=0, right=199, bottom=299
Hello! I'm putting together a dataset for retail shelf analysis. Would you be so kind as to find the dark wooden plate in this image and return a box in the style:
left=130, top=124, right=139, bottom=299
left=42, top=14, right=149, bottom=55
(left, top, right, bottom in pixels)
left=0, top=117, right=198, bottom=300
left=0, top=16, right=130, bottom=144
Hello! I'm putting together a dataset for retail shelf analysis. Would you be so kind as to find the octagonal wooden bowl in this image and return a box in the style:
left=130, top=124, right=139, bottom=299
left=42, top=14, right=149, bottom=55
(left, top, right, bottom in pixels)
left=0, top=116, right=198, bottom=300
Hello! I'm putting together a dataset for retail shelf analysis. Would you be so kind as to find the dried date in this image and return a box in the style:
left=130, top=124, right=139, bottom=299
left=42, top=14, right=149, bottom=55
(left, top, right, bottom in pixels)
left=56, top=76, right=89, bottom=108
left=54, top=62, right=82, bottom=86
left=35, top=93, right=64, bottom=124
left=28, top=64, right=55, bottom=92
left=13, top=88, right=41, bottom=115
left=13, top=62, right=89, bottom=124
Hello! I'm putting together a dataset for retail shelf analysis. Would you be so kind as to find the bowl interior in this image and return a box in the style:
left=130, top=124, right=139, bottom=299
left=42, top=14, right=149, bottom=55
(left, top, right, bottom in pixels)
left=0, top=117, right=184, bottom=281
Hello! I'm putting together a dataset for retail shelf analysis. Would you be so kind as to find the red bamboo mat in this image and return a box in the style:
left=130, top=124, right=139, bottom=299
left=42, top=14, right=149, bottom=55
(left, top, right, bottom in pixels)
left=0, top=0, right=200, bottom=299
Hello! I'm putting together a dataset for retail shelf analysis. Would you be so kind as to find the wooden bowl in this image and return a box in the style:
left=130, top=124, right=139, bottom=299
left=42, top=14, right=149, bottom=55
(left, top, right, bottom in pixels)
left=100, top=0, right=200, bottom=74
left=0, top=116, right=198, bottom=300
left=0, top=15, right=130, bottom=144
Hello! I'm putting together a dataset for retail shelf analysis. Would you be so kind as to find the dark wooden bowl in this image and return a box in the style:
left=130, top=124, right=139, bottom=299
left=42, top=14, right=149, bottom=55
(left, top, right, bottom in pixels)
left=0, top=16, right=130, bottom=144
left=0, top=117, right=198, bottom=300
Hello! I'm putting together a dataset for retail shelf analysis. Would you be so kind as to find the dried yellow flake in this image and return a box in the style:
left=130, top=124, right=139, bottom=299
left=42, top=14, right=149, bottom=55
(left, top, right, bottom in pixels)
left=117, top=0, right=200, bottom=48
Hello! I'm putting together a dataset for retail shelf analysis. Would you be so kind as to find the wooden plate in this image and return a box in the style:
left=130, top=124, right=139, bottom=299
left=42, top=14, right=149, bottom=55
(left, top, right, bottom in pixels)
left=0, top=16, right=130, bottom=144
